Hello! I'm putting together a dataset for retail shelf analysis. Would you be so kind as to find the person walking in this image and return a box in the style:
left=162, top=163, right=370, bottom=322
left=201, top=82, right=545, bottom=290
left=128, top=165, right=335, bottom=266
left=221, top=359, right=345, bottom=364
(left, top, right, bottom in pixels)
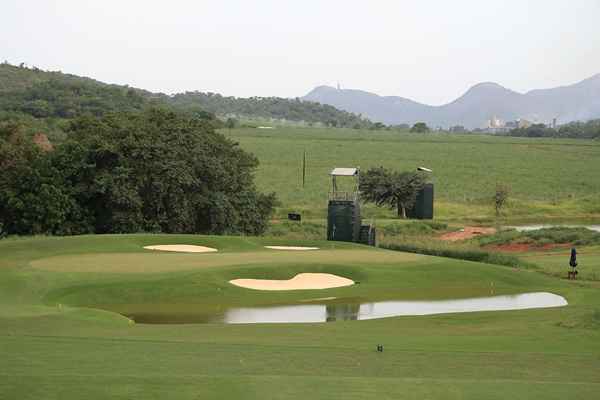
left=569, top=248, right=578, bottom=279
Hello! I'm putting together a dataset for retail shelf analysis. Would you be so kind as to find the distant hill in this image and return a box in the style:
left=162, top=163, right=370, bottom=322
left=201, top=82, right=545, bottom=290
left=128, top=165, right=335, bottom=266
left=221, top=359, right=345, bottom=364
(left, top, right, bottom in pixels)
left=161, top=91, right=373, bottom=128
left=0, top=63, right=373, bottom=139
left=303, top=74, right=600, bottom=129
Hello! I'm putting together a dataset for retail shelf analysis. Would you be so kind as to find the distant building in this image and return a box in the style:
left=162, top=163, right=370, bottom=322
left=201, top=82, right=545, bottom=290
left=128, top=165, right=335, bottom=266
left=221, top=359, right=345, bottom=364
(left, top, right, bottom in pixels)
left=517, top=119, right=532, bottom=129
left=488, top=115, right=504, bottom=129
left=483, top=115, right=510, bottom=133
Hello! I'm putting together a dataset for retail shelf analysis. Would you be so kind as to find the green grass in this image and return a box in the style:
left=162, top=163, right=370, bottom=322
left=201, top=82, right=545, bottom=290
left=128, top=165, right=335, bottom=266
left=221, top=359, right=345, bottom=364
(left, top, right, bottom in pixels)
left=222, top=127, right=600, bottom=221
left=2, top=234, right=600, bottom=399
left=524, top=245, right=600, bottom=281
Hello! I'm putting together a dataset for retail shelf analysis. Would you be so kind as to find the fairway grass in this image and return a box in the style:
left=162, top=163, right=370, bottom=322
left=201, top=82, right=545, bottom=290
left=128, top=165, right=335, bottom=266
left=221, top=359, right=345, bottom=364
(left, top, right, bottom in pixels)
left=2, top=234, right=600, bottom=399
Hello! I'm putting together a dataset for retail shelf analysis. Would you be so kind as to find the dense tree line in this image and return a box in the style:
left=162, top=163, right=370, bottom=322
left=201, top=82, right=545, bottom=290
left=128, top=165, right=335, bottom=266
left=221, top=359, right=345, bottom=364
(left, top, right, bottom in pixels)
left=505, top=120, right=600, bottom=139
left=0, top=109, right=276, bottom=237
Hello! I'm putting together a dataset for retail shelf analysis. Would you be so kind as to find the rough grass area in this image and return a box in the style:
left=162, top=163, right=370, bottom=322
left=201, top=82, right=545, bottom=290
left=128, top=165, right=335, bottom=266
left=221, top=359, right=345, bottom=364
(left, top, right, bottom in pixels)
left=265, top=220, right=450, bottom=241
left=2, top=234, right=600, bottom=399
left=223, top=127, right=600, bottom=221
left=480, top=227, right=600, bottom=247
left=523, top=245, right=600, bottom=281
left=379, top=221, right=449, bottom=236
left=265, top=220, right=326, bottom=239
left=380, top=238, right=535, bottom=269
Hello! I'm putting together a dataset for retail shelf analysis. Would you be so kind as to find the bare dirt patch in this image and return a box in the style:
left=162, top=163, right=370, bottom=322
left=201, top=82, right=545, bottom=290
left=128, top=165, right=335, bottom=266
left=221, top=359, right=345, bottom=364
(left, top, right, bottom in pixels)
left=439, top=226, right=496, bottom=242
left=229, top=273, right=354, bottom=291
left=143, top=245, right=218, bottom=253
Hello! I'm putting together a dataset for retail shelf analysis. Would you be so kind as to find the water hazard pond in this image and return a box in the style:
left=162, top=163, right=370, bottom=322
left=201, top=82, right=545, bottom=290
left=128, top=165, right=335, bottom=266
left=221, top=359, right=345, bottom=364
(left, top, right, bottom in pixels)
left=110, top=292, right=567, bottom=324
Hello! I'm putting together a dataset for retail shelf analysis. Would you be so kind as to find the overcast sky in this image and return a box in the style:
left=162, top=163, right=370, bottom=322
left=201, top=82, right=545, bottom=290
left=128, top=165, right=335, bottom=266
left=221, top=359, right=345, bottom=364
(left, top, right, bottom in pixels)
left=2, top=0, right=599, bottom=105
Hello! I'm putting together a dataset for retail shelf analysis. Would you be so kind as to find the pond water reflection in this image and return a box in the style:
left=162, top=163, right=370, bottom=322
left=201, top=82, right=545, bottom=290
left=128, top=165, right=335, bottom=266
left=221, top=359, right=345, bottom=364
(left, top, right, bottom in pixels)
left=509, top=225, right=600, bottom=233
left=220, top=292, right=566, bottom=324
left=121, top=292, right=567, bottom=324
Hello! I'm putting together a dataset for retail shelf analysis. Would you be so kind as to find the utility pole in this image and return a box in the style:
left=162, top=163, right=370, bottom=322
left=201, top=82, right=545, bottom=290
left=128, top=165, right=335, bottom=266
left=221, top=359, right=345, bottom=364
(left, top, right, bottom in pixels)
left=302, top=150, right=306, bottom=188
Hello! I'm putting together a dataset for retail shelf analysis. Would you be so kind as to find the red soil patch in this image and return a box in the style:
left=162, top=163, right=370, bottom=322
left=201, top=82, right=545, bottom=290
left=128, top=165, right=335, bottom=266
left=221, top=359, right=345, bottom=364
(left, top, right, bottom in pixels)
left=32, top=133, right=53, bottom=152
left=487, top=243, right=572, bottom=253
left=439, top=226, right=496, bottom=242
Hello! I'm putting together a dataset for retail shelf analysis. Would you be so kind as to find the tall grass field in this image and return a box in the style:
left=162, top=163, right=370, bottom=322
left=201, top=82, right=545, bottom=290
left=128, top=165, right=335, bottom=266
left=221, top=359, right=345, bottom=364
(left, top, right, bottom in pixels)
left=223, top=127, right=600, bottom=221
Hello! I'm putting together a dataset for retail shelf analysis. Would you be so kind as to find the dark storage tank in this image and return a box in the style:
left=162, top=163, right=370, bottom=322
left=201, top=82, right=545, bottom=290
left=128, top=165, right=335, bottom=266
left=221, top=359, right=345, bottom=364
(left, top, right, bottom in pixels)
left=327, top=200, right=361, bottom=242
left=406, top=183, right=434, bottom=220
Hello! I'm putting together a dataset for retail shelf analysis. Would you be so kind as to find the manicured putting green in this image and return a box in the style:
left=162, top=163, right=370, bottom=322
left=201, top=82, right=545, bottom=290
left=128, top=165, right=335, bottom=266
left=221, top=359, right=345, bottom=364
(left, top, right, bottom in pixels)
left=30, top=249, right=424, bottom=273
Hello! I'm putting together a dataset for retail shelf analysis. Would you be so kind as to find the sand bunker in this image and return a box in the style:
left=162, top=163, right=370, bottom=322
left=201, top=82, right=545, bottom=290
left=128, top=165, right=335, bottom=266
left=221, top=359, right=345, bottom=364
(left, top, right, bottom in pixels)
left=143, top=245, right=218, bottom=253
left=264, top=246, right=319, bottom=251
left=230, top=273, right=354, bottom=291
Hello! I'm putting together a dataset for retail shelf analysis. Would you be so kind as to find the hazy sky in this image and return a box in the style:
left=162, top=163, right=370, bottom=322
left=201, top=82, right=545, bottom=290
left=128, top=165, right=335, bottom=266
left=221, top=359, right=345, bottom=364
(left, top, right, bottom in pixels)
left=2, top=0, right=600, bottom=105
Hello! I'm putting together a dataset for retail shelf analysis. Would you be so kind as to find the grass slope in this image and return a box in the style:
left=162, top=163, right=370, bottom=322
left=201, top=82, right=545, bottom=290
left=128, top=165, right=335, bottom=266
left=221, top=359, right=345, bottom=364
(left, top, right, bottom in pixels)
left=1, top=234, right=600, bottom=399
left=222, top=127, right=600, bottom=221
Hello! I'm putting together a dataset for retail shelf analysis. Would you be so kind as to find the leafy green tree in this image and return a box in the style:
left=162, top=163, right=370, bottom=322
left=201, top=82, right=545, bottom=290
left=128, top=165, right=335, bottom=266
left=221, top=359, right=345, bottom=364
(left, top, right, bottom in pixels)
left=54, top=108, right=276, bottom=235
left=360, top=167, right=426, bottom=218
left=0, top=123, right=72, bottom=235
left=225, top=117, right=238, bottom=130
left=494, top=184, right=510, bottom=217
left=410, top=122, right=430, bottom=133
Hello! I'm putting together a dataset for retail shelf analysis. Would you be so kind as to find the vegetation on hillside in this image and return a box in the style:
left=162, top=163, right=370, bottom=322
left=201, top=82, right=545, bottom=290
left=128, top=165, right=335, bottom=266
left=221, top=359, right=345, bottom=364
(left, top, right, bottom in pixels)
left=0, top=63, right=374, bottom=140
left=0, top=109, right=275, bottom=236
left=506, top=120, right=600, bottom=139
left=164, top=91, right=375, bottom=129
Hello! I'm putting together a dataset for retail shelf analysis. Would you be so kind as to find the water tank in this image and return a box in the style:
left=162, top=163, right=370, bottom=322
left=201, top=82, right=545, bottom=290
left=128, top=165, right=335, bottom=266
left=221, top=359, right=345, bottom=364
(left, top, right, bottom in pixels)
left=327, top=200, right=361, bottom=242
left=407, top=183, right=434, bottom=219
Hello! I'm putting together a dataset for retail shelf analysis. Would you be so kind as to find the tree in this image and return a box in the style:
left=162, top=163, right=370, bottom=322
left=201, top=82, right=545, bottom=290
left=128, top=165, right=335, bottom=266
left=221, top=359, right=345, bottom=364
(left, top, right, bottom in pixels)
left=225, top=117, right=238, bottom=130
left=410, top=122, right=430, bottom=133
left=0, top=123, right=72, bottom=235
left=0, top=109, right=277, bottom=236
left=494, top=184, right=510, bottom=217
left=360, top=167, right=426, bottom=218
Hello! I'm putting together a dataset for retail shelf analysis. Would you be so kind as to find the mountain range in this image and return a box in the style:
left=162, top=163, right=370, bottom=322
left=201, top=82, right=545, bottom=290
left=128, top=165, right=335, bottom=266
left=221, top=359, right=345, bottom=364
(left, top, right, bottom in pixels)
left=303, top=74, right=600, bottom=129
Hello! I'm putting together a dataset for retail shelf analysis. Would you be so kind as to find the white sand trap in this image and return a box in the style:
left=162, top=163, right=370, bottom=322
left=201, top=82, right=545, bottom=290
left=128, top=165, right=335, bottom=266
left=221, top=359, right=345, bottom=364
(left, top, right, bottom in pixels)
left=264, top=246, right=319, bottom=251
left=230, top=273, right=354, bottom=291
left=143, top=245, right=218, bottom=253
